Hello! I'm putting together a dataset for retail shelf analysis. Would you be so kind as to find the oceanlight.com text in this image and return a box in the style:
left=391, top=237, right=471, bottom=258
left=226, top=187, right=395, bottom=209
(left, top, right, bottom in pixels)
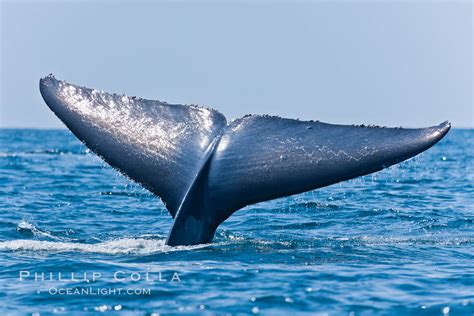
left=44, top=287, right=152, bottom=296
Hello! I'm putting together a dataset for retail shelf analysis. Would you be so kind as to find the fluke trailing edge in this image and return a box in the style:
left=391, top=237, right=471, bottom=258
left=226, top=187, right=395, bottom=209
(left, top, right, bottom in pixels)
left=40, top=75, right=451, bottom=246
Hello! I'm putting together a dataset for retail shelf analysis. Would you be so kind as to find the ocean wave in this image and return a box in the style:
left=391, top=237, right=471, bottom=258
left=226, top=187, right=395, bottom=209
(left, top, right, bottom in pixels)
left=323, top=235, right=474, bottom=247
left=290, top=201, right=340, bottom=210
left=0, top=238, right=213, bottom=254
left=16, top=220, right=64, bottom=241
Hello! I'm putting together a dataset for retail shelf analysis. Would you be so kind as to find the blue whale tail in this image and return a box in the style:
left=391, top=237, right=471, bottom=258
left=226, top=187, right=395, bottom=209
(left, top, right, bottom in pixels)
left=40, top=75, right=451, bottom=246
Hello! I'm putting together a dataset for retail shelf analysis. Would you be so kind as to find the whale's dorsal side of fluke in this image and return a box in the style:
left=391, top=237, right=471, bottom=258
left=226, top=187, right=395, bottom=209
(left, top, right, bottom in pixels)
left=40, top=75, right=451, bottom=246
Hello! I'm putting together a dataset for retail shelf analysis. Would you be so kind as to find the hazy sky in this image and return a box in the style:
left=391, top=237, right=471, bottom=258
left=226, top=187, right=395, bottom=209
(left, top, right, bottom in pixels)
left=1, top=0, right=472, bottom=128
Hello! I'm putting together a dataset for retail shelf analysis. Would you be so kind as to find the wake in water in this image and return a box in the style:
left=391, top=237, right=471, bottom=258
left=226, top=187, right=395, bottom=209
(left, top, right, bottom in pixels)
left=4, top=220, right=472, bottom=255
left=0, top=238, right=213, bottom=255
left=2, top=219, right=213, bottom=254
left=16, top=219, right=63, bottom=241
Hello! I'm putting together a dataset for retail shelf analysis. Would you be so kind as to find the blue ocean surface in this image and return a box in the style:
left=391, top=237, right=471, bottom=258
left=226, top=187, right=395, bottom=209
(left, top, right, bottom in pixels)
left=0, top=128, right=472, bottom=315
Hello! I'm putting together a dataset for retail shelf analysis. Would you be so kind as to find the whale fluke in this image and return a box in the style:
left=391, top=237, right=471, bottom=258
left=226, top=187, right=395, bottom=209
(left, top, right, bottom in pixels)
left=40, top=75, right=451, bottom=246
left=40, top=75, right=226, bottom=218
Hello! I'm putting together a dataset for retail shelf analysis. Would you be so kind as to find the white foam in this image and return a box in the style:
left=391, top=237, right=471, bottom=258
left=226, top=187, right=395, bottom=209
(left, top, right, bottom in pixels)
left=0, top=238, right=212, bottom=254
left=17, top=220, right=63, bottom=241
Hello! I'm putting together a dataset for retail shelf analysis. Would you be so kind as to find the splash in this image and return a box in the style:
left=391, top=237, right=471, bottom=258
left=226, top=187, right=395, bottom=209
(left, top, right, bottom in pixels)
left=0, top=238, right=213, bottom=255
left=16, top=220, right=63, bottom=241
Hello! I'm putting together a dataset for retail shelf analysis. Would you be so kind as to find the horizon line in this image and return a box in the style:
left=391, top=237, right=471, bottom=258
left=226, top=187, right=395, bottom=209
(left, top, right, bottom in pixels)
left=1, top=125, right=473, bottom=130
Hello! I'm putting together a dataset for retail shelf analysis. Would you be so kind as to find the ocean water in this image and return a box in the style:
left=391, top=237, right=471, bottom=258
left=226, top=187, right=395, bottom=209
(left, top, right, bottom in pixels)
left=0, top=128, right=472, bottom=315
